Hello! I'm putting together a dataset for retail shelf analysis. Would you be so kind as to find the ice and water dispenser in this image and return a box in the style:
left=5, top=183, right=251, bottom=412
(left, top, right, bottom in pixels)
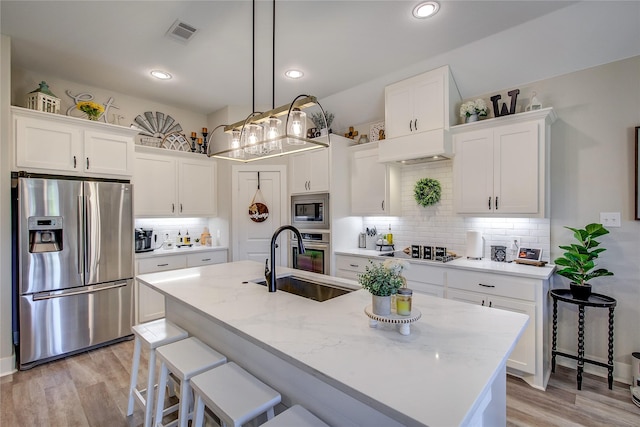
left=28, top=216, right=63, bottom=253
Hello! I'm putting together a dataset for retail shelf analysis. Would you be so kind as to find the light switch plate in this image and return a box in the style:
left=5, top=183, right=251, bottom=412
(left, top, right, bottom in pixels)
left=600, top=212, right=621, bottom=228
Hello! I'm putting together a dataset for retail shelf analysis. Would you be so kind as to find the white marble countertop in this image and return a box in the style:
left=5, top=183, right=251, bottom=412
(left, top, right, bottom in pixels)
left=135, top=245, right=228, bottom=259
left=138, top=260, right=529, bottom=426
left=335, top=249, right=555, bottom=280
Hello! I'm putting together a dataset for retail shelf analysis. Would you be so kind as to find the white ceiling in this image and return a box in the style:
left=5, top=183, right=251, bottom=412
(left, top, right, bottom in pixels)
left=0, top=1, right=588, bottom=115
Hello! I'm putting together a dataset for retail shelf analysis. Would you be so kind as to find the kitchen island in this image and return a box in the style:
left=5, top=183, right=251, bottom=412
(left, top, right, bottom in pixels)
left=137, top=260, right=528, bottom=426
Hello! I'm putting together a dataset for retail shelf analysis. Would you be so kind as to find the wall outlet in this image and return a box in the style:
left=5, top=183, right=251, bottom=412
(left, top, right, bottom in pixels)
left=599, top=212, right=621, bottom=228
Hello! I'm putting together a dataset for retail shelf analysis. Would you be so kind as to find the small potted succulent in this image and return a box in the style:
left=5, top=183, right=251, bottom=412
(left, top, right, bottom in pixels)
left=358, top=259, right=408, bottom=315
left=553, top=223, right=614, bottom=300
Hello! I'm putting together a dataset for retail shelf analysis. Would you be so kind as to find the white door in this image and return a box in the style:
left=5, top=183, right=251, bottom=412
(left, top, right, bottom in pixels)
left=232, top=166, right=286, bottom=267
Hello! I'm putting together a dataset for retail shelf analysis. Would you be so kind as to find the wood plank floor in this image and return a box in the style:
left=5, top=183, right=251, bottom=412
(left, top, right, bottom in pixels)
left=2, top=339, right=639, bottom=426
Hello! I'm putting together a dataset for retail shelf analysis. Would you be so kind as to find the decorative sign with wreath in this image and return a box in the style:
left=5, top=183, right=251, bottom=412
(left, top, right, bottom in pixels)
left=414, top=178, right=441, bottom=207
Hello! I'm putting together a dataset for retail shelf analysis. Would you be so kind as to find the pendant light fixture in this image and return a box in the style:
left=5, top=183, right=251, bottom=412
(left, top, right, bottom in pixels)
left=207, top=0, right=330, bottom=162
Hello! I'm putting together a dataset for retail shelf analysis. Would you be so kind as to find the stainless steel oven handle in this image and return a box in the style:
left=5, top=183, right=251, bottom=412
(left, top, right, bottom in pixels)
left=32, top=281, right=129, bottom=301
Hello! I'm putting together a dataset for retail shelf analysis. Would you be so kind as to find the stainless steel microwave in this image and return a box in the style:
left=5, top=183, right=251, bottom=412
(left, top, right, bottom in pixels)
left=291, top=193, right=329, bottom=230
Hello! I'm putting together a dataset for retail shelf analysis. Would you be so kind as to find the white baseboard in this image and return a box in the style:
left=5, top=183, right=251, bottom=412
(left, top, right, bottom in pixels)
left=0, top=353, right=16, bottom=377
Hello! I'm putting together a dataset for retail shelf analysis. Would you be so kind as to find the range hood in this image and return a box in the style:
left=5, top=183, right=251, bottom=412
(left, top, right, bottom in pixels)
left=377, top=128, right=453, bottom=164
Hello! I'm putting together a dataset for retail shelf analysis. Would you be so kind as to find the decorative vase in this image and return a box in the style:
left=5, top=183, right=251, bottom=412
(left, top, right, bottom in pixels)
left=570, top=282, right=592, bottom=300
left=372, top=295, right=391, bottom=316
left=87, top=114, right=99, bottom=121
left=466, top=113, right=479, bottom=123
left=320, top=128, right=328, bottom=136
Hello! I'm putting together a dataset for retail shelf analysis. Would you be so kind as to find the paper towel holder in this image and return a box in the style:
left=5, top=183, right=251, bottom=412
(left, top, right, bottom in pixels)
left=466, top=230, right=483, bottom=260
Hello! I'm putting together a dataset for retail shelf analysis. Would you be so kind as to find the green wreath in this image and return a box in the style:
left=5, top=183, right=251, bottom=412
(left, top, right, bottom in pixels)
left=414, top=178, right=441, bottom=207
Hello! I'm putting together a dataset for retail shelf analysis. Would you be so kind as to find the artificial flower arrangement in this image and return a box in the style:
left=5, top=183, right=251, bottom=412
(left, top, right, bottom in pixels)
left=459, top=98, right=489, bottom=119
left=358, top=259, right=409, bottom=296
left=76, top=101, right=104, bottom=120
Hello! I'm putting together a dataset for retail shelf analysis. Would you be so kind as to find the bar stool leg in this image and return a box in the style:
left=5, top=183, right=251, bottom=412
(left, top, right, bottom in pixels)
left=127, top=337, right=142, bottom=416
left=178, top=372, right=192, bottom=427
left=193, top=395, right=205, bottom=427
left=145, top=349, right=157, bottom=427
left=154, top=361, right=169, bottom=427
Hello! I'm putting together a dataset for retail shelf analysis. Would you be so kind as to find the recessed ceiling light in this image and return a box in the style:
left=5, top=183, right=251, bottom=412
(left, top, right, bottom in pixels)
left=285, top=69, right=304, bottom=79
left=412, top=1, right=440, bottom=19
left=150, top=70, right=172, bottom=80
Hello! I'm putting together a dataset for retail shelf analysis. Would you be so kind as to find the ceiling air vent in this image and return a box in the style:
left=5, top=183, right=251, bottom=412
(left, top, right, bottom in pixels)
left=166, top=20, right=198, bottom=44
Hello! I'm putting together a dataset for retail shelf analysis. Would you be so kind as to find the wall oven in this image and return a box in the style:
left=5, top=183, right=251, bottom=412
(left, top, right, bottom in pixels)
left=291, top=193, right=329, bottom=230
left=290, top=232, right=330, bottom=275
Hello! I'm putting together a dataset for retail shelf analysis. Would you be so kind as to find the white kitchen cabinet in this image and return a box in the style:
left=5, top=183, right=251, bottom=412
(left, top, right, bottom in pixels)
left=133, top=147, right=217, bottom=217
left=385, top=66, right=450, bottom=138
left=12, top=106, right=136, bottom=177
left=379, top=66, right=460, bottom=162
left=452, top=108, right=556, bottom=217
left=350, top=144, right=400, bottom=216
left=403, top=263, right=445, bottom=298
left=290, top=148, right=329, bottom=194
left=447, top=268, right=549, bottom=389
left=335, top=254, right=380, bottom=281
left=136, top=249, right=228, bottom=323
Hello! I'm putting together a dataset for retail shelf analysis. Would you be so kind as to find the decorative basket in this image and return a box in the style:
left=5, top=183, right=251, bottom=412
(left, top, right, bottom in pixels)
left=25, top=81, right=60, bottom=114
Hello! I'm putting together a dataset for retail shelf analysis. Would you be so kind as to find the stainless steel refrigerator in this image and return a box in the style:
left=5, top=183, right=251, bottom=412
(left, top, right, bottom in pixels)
left=11, top=173, right=134, bottom=369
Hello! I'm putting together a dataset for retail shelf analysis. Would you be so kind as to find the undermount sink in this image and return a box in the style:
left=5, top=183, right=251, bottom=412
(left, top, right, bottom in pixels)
left=253, top=275, right=354, bottom=302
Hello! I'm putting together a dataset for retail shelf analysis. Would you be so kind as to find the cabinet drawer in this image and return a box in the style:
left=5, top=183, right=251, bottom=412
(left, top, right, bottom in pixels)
left=447, top=269, right=536, bottom=301
left=186, top=250, right=227, bottom=267
left=138, top=255, right=187, bottom=274
left=403, top=264, right=445, bottom=286
left=335, top=255, right=379, bottom=280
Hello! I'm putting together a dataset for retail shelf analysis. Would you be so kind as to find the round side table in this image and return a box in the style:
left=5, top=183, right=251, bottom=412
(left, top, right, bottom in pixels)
left=550, top=289, right=616, bottom=390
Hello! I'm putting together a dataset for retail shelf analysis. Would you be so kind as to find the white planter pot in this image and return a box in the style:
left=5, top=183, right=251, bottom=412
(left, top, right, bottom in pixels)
left=372, top=295, right=391, bottom=316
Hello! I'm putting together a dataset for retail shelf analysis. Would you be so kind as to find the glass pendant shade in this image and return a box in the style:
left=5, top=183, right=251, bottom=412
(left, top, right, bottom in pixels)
left=287, top=108, right=307, bottom=144
left=242, top=123, right=263, bottom=154
left=264, top=116, right=282, bottom=140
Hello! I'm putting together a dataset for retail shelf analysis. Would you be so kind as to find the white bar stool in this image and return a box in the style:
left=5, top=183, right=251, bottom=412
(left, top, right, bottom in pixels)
left=127, top=318, right=189, bottom=427
left=262, top=405, right=330, bottom=427
left=190, top=362, right=281, bottom=427
left=154, top=337, right=227, bottom=427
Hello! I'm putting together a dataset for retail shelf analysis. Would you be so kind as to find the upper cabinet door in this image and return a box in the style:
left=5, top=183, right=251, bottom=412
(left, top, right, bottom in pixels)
left=385, top=81, right=414, bottom=139
left=179, top=158, right=217, bottom=216
left=84, top=130, right=134, bottom=176
left=290, top=148, right=329, bottom=194
left=412, top=71, right=445, bottom=134
left=15, top=114, right=82, bottom=173
left=133, top=153, right=177, bottom=216
left=453, top=129, right=494, bottom=214
left=493, top=122, right=539, bottom=214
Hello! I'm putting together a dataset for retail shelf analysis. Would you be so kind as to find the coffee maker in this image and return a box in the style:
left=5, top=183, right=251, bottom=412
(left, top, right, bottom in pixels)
left=135, top=228, right=154, bottom=253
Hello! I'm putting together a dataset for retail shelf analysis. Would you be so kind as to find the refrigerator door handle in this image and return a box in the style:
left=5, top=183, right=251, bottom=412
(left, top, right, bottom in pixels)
left=32, top=281, right=129, bottom=301
left=77, top=195, right=85, bottom=275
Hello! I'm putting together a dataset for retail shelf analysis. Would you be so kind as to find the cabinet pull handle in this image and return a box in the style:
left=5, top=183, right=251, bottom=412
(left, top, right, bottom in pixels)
left=495, top=196, right=499, bottom=210
left=349, top=263, right=359, bottom=268
left=172, top=203, right=175, bottom=213
left=414, top=119, right=418, bottom=131
left=488, top=197, right=492, bottom=210
left=86, top=157, right=90, bottom=169
left=478, top=283, right=495, bottom=288
left=180, top=203, right=183, bottom=213
left=157, top=263, right=169, bottom=267
left=202, top=258, right=211, bottom=261
left=73, top=156, right=77, bottom=168
left=381, top=200, right=385, bottom=211
left=409, top=120, right=413, bottom=132
left=489, top=301, right=493, bottom=308
left=481, top=300, right=485, bottom=306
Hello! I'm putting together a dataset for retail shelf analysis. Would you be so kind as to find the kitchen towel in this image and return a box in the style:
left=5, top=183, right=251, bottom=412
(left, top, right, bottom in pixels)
left=466, top=230, right=483, bottom=259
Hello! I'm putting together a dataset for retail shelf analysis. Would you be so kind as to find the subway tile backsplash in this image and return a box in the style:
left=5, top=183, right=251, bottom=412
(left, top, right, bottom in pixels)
left=363, top=160, right=551, bottom=262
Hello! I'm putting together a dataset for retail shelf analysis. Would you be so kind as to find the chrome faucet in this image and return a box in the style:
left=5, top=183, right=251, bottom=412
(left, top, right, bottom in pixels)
left=265, top=225, right=305, bottom=292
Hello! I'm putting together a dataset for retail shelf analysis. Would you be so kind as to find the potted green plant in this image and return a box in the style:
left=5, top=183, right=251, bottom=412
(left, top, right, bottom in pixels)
left=553, top=223, right=614, bottom=300
left=310, top=111, right=334, bottom=135
left=358, top=259, right=408, bottom=315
